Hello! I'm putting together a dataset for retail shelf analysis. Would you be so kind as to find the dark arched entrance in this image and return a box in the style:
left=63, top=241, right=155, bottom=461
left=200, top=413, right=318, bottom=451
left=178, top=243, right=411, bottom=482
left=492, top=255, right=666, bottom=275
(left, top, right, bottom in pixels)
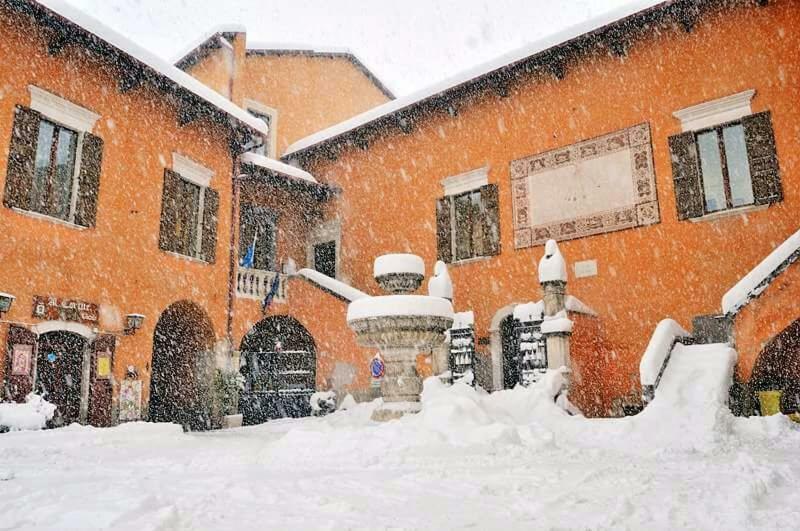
left=149, top=301, right=215, bottom=430
left=751, top=318, right=800, bottom=414
left=36, top=331, right=87, bottom=426
left=239, top=315, right=316, bottom=424
left=500, top=315, right=519, bottom=389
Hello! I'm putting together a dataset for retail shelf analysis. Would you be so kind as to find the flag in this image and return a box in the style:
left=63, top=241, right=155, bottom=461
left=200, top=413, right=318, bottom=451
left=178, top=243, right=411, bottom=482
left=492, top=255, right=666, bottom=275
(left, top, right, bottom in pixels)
left=262, top=272, right=281, bottom=313
left=240, top=233, right=257, bottom=268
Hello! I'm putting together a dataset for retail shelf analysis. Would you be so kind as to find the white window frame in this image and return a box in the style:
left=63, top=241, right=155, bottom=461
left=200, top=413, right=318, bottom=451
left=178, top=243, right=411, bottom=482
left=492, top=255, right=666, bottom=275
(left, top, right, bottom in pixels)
left=244, top=98, right=278, bottom=158
left=307, top=219, right=341, bottom=280
left=172, top=153, right=213, bottom=259
left=673, top=89, right=755, bottom=132
left=441, top=167, right=489, bottom=263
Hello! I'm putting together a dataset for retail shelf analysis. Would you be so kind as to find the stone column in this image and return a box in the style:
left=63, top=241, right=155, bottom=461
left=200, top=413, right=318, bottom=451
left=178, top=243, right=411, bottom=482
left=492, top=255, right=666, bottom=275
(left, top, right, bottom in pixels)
left=541, top=280, right=573, bottom=384
left=374, top=346, right=423, bottom=422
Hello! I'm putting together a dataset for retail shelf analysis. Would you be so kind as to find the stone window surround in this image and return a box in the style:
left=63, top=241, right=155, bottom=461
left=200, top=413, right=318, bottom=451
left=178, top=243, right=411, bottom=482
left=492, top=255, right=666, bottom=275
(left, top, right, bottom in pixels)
left=244, top=98, right=278, bottom=158
left=28, top=85, right=100, bottom=133
left=171, top=153, right=213, bottom=259
left=441, top=166, right=488, bottom=197
left=307, top=219, right=342, bottom=280
left=673, top=89, right=755, bottom=132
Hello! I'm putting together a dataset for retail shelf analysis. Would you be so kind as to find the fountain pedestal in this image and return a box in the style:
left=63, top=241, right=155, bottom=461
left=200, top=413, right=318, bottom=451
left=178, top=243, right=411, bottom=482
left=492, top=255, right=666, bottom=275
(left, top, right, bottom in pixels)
left=347, top=254, right=454, bottom=421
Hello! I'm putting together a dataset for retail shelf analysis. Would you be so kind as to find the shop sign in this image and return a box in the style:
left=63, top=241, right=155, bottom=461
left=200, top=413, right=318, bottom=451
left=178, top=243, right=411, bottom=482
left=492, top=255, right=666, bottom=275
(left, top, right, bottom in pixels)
left=32, top=296, right=99, bottom=324
left=96, top=349, right=112, bottom=379
left=11, top=344, right=33, bottom=376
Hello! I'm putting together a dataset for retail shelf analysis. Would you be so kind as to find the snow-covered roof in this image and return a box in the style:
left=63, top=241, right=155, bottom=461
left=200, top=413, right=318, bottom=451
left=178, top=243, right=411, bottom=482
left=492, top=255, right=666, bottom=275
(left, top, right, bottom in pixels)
left=172, top=24, right=246, bottom=66
left=240, top=153, right=318, bottom=184
left=721, top=227, right=800, bottom=315
left=246, top=43, right=395, bottom=100
left=284, top=0, right=666, bottom=157
left=296, top=268, right=367, bottom=302
left=36, top=2, right=268, bottom=137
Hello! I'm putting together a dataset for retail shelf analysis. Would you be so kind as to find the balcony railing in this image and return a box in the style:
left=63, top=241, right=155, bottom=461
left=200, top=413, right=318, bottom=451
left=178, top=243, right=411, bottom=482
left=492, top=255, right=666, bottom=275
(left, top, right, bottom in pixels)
left=236, top=267, right=287, bottom=302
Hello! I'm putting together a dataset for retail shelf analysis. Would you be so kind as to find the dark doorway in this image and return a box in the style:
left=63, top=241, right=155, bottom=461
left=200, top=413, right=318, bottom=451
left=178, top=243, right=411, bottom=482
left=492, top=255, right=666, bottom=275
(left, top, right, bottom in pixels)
left=751, top=318, right=800, bottom=414
left=500, top=315, right=519, bottom=389
left=313, top=240, right=336, bottom=278
left=239, top=316, right=316, bottom=424
left=149, top=301, right=215, bottom=430
left=36, top=331, right=86, bottom=426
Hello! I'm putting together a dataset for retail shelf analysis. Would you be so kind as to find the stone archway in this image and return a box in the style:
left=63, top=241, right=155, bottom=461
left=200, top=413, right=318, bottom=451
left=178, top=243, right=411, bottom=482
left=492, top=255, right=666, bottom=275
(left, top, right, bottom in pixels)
left=149, top=301, right=215, bottom=430
left=239, top=315, right=316, bottom=424
left=750, top=318, right=800, bottom=413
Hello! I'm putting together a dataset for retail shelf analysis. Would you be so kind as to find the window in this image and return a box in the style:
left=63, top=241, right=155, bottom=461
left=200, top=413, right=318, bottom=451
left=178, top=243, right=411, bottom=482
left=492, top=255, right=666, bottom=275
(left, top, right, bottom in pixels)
left=313, top=240, right=336, bottom=278
left=244, top=99, right=278, bottom=158
left=669, top=98, right=782, bottom=220
left=239, top=204, right=277, bottom=271
left=4, top=92, right=103, bottom=227
left=159, top=165, right=219, bottom=263
left=436, top=169, right=500, bottom=263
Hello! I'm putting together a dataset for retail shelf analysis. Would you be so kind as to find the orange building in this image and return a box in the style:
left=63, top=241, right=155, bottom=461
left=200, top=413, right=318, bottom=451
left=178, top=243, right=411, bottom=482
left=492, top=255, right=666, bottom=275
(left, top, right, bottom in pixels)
left=2, top=0, right=799, bottom=428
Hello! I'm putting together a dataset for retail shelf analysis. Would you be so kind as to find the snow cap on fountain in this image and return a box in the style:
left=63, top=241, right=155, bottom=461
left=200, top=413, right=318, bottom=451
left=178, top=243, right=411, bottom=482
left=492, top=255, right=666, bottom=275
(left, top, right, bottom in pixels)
left=538, top=239, right=567, bottom=284
left=428, top=260, right=453, bottom=300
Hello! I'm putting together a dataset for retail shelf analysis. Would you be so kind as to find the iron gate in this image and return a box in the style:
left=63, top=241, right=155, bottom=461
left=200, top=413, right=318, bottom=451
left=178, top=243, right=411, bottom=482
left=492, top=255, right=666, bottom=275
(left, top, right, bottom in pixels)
left=240, top=349, right=315, bottom=423
left=514, top=320, right=547, bottom=386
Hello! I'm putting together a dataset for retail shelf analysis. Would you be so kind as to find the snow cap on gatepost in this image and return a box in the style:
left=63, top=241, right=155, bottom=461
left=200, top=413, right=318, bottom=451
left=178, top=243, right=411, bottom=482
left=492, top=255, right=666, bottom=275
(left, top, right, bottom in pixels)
left=428, top=260, right=453, bottom=301
left=538, top=239, right=567, bottom=284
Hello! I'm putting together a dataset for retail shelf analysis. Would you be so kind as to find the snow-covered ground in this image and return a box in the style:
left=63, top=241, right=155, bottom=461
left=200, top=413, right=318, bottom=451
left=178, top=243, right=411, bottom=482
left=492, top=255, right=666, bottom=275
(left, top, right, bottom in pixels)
left=1, top=366, right=799, bottom=530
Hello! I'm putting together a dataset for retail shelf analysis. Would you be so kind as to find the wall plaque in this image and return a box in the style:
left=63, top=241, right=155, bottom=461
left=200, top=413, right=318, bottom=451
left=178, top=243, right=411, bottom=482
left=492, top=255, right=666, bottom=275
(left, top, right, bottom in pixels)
left=11, top=344, right=33, bottom=376
left=32, top=296, right=99, bottom=324
left=510, top=123, right=659, bottom=248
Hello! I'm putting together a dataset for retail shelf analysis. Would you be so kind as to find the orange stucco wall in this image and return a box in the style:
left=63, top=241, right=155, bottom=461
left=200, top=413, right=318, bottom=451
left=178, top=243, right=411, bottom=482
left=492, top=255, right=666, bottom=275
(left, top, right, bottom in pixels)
left=297, top=1, right=800, bottom=413
left=733, top=261, right=800, bottom=383
left=0, top=6, right=237, bottom=409
left=238, top=53, right=390, bottom=154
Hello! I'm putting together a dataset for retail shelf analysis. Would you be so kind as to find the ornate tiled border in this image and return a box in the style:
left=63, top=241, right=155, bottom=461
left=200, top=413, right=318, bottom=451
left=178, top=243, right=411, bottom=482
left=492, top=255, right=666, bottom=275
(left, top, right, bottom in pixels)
left=510, top=123, right=659, bottom=249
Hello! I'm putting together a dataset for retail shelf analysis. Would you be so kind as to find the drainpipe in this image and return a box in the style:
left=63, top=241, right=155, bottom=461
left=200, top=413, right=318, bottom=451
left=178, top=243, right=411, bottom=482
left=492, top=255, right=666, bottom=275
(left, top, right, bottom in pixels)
left=226, top=153, right=242, bottom=344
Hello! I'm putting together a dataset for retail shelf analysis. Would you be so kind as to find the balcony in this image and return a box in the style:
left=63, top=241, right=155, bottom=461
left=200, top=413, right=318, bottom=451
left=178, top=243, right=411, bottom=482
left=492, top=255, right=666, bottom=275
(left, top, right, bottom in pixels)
left=236, top=267, right=287, bottom=302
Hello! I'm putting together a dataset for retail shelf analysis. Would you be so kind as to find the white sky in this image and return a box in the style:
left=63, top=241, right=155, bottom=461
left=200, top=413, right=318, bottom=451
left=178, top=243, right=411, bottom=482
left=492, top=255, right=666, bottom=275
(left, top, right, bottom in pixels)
left=63, top=0, right=638, bottom=97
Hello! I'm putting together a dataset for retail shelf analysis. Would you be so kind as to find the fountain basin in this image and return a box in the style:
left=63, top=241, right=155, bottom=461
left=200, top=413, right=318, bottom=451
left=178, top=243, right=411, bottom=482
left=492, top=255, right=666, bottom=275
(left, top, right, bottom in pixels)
left=372, top=254, right=426, bottom=294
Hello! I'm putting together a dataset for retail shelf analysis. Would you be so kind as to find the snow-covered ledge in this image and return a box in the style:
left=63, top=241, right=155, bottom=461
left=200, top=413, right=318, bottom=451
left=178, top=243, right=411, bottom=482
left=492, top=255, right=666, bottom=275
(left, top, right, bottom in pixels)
left=639, top=319, right=691, bottom=404
left=672, top=89, right=755, bottom=132
left=296, top=268, right=367, bottom=302
left=441, top=167, right=488, bottom=196
left=29, top=85, right=100, bottom=133
left=172, top=153, right=213, bottom=187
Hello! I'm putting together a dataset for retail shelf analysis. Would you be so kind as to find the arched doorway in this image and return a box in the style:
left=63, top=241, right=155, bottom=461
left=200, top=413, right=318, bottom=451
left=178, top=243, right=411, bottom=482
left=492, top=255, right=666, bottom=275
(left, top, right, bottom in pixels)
left=239, top=315, right=316, bottom=424
left=751, top=318, right=800, bottom=414
left=149, top=301, right=215, bottom=430
left=35, top=331, right=87, bottom=426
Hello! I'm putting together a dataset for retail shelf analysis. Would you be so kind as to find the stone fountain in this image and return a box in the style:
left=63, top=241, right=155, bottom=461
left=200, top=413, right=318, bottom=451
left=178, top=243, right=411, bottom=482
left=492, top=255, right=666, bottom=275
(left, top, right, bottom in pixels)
left=347, top=254, right=454, bottom=421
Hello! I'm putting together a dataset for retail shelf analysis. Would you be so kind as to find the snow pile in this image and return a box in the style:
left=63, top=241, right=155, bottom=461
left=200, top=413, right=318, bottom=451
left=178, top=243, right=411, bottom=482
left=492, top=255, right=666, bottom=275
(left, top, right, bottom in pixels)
left=0, top=394, right=57, bottom=431
left=639, top=318, right=691, bottom=387
left=540, top=311, right=573, bottom=334
left=513, top=301, right=544, bottom=322
left=347, top=295, right=454, bottom=322
left=451, top=310, right=474, bottom=330
left=721, top=227, right=800, bottom=315
left=373, top=253, right=425, bottom=278
left=295, top=268, right=367, bottom=301
left=427, top=260, right=453, bottom=300
left=538, top=239, right=567, bottom=283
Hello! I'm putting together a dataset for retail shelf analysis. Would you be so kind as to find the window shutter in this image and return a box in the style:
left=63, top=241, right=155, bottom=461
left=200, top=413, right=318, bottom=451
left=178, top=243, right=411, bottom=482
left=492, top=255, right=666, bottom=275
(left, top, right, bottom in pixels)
left=668, top=132, right=704, bottom=220
left=3, top=105, right=41, bottom=210
left=436, top=196, right=453, bottom=263
left=88, top=334, right=115, bottom=427
left=159, top=169, right=181, bottom=253
left=74, top=133, right=104, bottom=227
left=5, top=325, right=37, bottom=403
left=201, top=187, right=219, bottom=263
left=742, top=111, right=782, bottom=206
left=480, top=183, right=500, bottom=256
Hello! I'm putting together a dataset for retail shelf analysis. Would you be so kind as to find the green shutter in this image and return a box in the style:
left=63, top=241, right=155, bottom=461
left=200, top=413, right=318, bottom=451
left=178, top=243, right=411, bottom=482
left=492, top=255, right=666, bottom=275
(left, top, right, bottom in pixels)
left=201, top=187, right=219, bottom=263
left=742, top=111, right=782, bottom=205
left=159, top=169, right=181, bottom=253
left=3, top=105, right=41, bottom=210
left=436, top=196, right=453, bottom=263
left=480, top=183, right=500, bottom=256
left=668, top=131, right=704, bottom=220
left=74, top=132, right=103, bottom=227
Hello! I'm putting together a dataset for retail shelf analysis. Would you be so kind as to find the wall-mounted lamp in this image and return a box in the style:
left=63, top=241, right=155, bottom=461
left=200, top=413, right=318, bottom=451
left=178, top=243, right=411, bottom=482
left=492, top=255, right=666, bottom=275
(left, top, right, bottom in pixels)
left=124, top=313, right=145, bottom=335
left=0, top=292, right=15, bottom=318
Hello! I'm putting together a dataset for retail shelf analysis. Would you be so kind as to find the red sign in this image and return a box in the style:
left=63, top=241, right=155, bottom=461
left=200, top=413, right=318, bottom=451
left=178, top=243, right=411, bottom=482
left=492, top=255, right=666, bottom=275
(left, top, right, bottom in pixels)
left=32, top=296, right=99, bottom=324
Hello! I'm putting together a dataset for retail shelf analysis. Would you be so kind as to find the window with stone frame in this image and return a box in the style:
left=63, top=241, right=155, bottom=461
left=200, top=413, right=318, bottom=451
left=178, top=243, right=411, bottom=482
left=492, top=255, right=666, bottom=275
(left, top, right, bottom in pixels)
left=312, top=240, right=336, bottom=278
left=158, top=169, right=218, bottom=262
left=238, top=204, right=278, bottom=271
left=3, top=105, right=103, bottom=227
left=668, top=111, right=782, bottom=220
left=436, top=183, right=500, bottom=263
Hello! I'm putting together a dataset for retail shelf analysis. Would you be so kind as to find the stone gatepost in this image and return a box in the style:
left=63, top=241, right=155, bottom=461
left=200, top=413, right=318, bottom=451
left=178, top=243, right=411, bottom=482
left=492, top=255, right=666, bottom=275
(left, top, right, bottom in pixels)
left=538, top=240, right=574, bottom=387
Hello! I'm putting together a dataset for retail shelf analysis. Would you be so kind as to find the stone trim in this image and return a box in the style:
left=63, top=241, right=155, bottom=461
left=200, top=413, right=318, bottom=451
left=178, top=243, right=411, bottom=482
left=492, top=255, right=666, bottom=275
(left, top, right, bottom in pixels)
left=172, top=153, right=214, bottom=187
left=673, top=89, right=755, bottom=132
left=28, top=85, right=100, bottom=133
left=510, top=123, right=659, bottom=249
left=441, top=167, right=488, bottom=196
